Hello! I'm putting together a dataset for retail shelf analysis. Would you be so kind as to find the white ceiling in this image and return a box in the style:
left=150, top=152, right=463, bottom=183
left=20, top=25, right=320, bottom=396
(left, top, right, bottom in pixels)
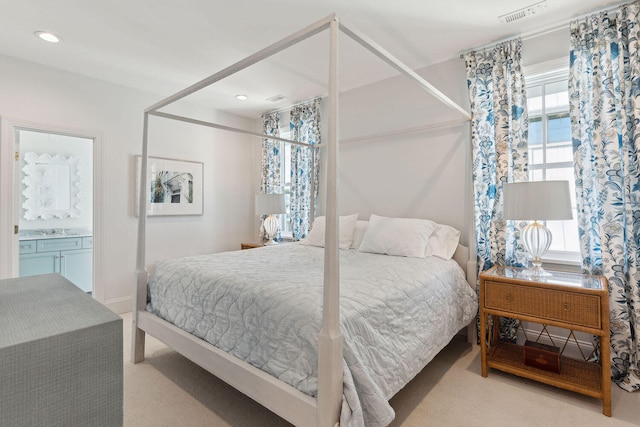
left=0, top=0, right=627, bottom=118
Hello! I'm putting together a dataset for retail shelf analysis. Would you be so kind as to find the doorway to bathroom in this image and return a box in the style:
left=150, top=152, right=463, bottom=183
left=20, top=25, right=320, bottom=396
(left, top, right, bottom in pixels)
left=15, top=128, right=94, bottom=293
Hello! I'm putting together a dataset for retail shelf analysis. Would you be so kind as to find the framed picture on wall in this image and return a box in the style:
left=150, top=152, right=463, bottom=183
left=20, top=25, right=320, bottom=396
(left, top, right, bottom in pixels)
left=135, top=156, right=203, bottom=216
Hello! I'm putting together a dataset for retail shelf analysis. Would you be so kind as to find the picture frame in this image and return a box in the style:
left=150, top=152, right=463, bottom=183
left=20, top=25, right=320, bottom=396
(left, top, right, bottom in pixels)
left=136, top=156, right=203, bottom=216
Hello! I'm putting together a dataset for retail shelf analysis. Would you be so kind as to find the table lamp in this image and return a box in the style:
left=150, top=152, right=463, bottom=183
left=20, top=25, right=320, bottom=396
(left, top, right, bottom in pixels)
left=503, top=181, right=573, bottom=277
left=255, top=193, right=286, bottom=245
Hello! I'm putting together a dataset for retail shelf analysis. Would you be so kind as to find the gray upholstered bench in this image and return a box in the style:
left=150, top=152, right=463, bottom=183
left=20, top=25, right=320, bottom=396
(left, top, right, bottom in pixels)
left=0, top=273, right=122, bottom=426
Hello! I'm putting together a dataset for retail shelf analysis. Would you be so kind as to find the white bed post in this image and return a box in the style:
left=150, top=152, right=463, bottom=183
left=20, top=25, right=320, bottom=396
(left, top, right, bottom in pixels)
left=317, top=16, right=343, bottom=427
left=132, top=112, right=150, bottom=363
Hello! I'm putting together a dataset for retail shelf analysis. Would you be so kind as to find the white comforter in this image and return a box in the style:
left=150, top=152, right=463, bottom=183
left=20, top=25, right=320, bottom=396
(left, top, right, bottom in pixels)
left=147, top=243, right=477, bottom=426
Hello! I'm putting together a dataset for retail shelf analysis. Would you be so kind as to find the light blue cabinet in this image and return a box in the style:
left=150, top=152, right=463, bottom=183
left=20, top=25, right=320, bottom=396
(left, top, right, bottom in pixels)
left=19, top=252, right=59, bottom=276
left=60, top=249, right=92, bottom=292
left=19, top=236, right=93, bottom=293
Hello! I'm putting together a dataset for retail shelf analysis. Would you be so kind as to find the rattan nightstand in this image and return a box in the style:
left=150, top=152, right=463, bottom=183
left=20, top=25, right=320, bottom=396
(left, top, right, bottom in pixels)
left=479, top=265, right=611, bottom=416
left=241, top=242, right=263, bottom=250
left=241, top=239, right=294, bottom=250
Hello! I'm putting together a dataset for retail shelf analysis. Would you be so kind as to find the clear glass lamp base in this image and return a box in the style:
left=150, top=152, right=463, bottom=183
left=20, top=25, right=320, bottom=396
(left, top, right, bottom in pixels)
left=263, top=214, right=279, bottom=245
left=521, top=221, right=553, bottom=278
left=521, top=261, right=552, bottom=278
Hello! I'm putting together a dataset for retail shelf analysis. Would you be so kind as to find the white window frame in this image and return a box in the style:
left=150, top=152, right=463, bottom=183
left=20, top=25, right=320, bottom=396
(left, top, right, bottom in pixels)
left=278, top=120, right=293, bottom=239
left=525, top=60, right=581, bottom=266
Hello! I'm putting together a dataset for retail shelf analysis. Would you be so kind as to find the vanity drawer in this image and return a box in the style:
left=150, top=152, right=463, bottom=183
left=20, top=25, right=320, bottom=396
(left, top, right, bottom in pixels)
left=82, top=237, right=93, bottom=249
left=37, top=238, right=82, bottom=253
left=484, top=281, right=601, bottom=328
left=19, top=240, right=37, bottom=254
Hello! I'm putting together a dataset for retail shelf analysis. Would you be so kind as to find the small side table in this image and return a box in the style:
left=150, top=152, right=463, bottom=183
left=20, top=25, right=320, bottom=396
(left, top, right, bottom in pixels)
left=241, top=242, right=264, bottom=250
left=241, top=239, right=294, bottom=250
left=479, top=265, right=611, bottom=416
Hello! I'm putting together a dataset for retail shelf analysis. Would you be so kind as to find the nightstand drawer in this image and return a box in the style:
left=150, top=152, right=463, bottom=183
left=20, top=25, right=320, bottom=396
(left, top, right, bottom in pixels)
left=484, top=281, right=601, bottom=328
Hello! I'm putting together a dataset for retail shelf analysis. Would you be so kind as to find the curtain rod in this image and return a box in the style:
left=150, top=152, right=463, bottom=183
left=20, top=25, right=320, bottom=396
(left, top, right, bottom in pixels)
left=458, top=0, right=628, bottom=58
left=264, top=96, right=322, bottom=116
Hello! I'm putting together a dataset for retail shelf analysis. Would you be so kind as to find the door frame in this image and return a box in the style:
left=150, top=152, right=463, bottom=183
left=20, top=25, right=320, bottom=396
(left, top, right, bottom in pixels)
left=0, top=117, right=104, bottom=302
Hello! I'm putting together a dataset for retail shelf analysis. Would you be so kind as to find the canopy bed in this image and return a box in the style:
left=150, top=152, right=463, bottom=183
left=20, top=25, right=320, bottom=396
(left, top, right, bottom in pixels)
left=132, top=14, right=474, bottom=427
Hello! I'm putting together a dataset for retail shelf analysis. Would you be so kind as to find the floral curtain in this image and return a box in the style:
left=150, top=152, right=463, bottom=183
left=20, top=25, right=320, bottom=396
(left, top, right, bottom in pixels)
left=289, top=98, right=321, bottom=240
left=465, top=39, right=529, bottom=341
left=259, top=111, right=282, bottom=240
left=569, top=2, right=640, bottom=392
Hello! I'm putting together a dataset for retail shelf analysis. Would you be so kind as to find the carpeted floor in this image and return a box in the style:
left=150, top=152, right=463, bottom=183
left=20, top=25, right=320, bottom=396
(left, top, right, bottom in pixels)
left=121, top=313, right=638, bottom=426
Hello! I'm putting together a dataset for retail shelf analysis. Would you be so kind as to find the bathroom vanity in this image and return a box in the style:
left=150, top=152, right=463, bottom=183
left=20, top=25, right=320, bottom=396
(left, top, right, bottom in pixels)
left=19, top=228, right=93, bottom=293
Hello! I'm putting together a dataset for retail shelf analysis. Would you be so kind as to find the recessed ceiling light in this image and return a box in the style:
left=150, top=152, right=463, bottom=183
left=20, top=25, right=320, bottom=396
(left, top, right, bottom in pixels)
left=235, top=94, right=248, bottom=101
left=34, top=31, right=62, bottom=43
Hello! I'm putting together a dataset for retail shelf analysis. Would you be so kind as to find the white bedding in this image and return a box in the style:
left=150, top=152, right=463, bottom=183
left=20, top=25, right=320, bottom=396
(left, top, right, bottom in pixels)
left=146, top=243, right=477, bottom=426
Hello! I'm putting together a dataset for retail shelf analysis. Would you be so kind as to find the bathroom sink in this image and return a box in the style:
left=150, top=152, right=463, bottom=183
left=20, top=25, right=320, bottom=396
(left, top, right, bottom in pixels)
left=19, top=228, right=91, bottom=238
left=40, top=229, right=69, bottom=236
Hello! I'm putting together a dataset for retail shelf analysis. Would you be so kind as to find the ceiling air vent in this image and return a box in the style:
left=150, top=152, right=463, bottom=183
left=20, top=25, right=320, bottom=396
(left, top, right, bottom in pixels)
left=266, top=95, right=287, bottom=103
left=499, top=0, right=548, bottom=24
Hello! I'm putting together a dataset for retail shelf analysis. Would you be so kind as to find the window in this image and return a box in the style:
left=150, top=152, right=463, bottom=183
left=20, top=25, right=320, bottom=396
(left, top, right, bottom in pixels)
left=526, top=66, right=580, bottom=263
left=278, top=125, right=293, bottom=237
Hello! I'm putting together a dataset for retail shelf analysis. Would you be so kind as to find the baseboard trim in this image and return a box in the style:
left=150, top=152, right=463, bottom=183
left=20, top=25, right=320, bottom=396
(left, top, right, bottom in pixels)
left=104, top=296, right=133, bottom=315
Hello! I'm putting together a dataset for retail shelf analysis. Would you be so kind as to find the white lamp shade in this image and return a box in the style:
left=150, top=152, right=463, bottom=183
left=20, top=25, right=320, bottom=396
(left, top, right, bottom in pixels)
left=255, top=193, right=286, bottom=216
left=503, top=181, right=573, bottom=221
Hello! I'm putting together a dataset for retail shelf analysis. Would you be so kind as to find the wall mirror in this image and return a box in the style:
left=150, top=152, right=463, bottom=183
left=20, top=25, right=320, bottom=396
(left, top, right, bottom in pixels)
left=22, top=152, right=82, bottom=220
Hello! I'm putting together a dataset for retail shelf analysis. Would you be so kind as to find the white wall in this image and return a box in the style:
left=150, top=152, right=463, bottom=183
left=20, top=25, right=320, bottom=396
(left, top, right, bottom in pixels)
left=321, top=56, right=472, bottom=244
left=0, top=54, right=256, bottom=313
left=522, top=28, right=569, bottom=68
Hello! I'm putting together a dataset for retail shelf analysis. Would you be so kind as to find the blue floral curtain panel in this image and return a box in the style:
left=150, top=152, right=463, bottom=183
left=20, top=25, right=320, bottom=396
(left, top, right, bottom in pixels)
left=259, top=111, right=282, bottom=240
left=569, top=1, right=640, bottom=392
left=465, top=39, right=529, bottom=275
left=289, top=98, right=321, bottom=240
left=465, top=39, right=529, bottom=341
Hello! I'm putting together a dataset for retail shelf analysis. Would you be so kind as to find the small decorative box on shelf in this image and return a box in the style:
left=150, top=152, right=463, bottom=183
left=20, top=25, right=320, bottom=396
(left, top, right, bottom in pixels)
left=479, top=265, right=611, bottom=416
left=523, top=340, right=560, bottom=373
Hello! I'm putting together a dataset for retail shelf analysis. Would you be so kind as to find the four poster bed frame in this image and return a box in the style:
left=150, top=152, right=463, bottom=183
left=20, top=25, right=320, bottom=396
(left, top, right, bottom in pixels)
left=132, top=14, right=473, bottom=427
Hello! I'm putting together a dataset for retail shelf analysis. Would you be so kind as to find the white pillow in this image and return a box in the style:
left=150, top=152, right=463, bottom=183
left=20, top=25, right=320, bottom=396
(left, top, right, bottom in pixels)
left=358, top=215, right=436, bottom=258
left=300, top=214, right=359, bottom=249
left=350, top=220, right=369, bottom=249
left=425, top=223, right=461, bottom=260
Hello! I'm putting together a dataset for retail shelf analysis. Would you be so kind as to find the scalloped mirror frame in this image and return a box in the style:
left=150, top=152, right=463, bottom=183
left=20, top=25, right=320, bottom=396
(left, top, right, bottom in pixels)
left=22, top=152, right=82, bottom=220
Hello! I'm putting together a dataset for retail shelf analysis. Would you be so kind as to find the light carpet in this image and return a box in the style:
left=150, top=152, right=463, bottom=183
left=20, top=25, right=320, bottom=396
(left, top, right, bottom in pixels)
left=121, top=313, right=638, bottom=426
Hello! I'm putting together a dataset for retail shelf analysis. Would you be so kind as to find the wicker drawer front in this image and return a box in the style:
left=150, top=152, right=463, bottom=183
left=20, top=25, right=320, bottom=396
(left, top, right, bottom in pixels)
left=484, top=281, right=601, bottom=328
